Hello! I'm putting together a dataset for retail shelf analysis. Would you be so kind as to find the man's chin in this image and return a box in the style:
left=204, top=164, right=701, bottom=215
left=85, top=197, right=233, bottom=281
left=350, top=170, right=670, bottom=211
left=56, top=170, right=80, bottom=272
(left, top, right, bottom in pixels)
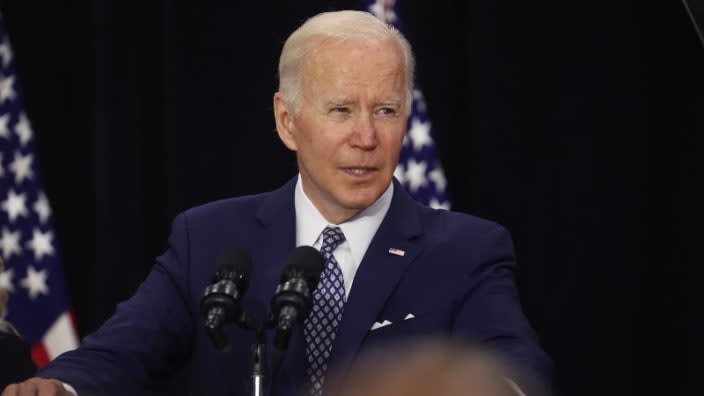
left=339, top=190, right=384, bottom=212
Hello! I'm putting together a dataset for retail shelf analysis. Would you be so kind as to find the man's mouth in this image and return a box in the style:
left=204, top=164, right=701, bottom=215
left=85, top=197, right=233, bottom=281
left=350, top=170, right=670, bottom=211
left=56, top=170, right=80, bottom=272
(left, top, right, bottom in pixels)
left=342, top=167, right=376, bottom=176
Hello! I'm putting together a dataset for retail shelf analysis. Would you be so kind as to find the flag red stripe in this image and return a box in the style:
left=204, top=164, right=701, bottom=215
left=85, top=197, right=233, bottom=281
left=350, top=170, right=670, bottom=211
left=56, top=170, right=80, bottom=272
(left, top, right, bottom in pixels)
left=31, top=342, right=50, bottom=368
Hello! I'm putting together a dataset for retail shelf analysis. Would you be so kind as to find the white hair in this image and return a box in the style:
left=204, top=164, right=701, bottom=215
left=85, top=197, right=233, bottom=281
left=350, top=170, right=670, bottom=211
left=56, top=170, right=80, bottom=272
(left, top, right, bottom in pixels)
left=278, top=10, right=415, bottom=113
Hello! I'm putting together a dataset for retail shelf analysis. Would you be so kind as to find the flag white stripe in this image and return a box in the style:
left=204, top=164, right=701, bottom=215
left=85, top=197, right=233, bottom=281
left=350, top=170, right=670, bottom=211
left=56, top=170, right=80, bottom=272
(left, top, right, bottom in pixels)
left=43, top=311, right=78, bottom=359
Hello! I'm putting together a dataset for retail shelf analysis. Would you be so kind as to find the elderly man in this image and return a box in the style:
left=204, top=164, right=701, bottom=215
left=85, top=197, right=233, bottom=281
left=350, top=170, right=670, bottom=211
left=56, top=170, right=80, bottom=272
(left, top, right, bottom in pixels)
left=3, top=10, right=552, bottom=396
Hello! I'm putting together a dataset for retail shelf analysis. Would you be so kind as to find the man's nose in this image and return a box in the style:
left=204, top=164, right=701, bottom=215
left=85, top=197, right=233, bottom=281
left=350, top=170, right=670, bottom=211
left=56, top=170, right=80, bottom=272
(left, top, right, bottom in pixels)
left=350, top=114, right=378, bottom=150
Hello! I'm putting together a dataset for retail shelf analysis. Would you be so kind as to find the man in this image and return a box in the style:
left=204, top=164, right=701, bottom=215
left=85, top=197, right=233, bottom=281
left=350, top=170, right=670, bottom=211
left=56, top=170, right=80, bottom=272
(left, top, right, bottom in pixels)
left=2, top=10, right=552, bottom=396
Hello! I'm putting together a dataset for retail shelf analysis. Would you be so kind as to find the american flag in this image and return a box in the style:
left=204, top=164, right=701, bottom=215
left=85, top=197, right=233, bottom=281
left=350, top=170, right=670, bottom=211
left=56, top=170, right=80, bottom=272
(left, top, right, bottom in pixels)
left=0, top=12, right=78, bottom=367
left=365, top=0, right=451, bottom=209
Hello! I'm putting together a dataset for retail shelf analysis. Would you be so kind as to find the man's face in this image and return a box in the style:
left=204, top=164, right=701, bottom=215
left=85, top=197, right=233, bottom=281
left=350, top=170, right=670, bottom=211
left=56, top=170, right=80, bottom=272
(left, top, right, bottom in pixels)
left=275, top=39, right=408, bottom=223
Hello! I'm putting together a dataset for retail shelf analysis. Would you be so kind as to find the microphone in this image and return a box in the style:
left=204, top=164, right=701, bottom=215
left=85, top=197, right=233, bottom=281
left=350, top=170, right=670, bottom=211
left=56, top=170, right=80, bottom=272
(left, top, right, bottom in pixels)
left=201, top=247, right=252, bottom=352
left=270, top=246, right=325, bottom=353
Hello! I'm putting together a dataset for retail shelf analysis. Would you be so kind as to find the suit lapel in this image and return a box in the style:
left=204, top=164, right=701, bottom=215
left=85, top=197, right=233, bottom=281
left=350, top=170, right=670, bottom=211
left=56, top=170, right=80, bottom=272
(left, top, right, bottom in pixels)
left=327, top=180, right=424, bottom=373
left=248, top=178, right=309, bottom=388
left=251, top=177, right=298, bottom=301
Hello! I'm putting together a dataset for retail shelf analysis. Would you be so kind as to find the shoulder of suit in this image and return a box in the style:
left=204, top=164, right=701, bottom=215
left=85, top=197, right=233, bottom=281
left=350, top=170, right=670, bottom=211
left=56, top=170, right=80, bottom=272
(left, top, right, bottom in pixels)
left=176, top=189, right=277, bottom=227
left=418, top=205, right=510, bottom=239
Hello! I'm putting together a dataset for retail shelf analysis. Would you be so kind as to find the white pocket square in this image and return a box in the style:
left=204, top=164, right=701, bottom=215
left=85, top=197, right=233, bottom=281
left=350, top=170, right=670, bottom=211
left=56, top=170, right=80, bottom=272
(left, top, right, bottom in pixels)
left=403, top=313, right=415, bottom=320
left=370, top=320, right=392, bottom=331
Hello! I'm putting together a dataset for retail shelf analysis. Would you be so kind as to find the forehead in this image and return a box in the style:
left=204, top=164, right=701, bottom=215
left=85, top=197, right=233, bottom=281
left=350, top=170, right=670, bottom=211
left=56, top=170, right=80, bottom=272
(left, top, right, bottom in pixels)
left=300, top=38, right=405, bottom=92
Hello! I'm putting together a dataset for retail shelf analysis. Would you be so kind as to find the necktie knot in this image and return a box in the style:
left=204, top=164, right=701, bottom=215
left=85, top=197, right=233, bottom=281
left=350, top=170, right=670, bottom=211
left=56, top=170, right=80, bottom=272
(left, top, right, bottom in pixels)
left=320, top=226, right=346, bottom=259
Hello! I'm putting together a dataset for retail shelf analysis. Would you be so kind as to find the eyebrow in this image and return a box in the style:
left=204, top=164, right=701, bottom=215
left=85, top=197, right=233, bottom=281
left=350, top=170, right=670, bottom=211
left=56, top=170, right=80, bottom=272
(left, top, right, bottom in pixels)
left=326, top=99, right=354, bottom=107
left=325, top=99, right=402, bottom=106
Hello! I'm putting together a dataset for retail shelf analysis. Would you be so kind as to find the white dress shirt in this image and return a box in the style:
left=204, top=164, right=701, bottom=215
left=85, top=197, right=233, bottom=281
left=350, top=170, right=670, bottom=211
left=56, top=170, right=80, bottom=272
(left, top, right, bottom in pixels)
left=294, top=175, right=393, bottom=299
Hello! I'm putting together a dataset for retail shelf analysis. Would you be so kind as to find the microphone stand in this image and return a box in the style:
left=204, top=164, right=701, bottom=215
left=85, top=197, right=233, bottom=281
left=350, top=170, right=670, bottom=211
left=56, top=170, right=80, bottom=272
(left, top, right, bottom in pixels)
left=238, top=312, right=275, bottom=396
left=251, top=340, right=265, bottom=396
left=208, top=309, right=285, bottom=396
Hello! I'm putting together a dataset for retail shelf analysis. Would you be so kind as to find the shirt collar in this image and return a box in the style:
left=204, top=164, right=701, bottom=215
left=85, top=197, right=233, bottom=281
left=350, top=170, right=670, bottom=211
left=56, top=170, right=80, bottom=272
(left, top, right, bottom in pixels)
left=294, top=174, right=394, bottom=264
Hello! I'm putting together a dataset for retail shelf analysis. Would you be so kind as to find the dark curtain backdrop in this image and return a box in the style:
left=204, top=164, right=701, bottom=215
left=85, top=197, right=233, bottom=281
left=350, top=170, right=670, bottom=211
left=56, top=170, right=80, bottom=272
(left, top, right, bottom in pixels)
left=0, top=1, right=701, bottom=396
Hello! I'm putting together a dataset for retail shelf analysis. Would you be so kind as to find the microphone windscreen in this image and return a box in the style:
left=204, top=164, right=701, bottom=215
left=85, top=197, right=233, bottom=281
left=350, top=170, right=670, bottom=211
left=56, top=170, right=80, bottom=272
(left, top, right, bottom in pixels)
left=214, top=247, right=252, bottom=289
left=282, top=246, right=325, bottom=288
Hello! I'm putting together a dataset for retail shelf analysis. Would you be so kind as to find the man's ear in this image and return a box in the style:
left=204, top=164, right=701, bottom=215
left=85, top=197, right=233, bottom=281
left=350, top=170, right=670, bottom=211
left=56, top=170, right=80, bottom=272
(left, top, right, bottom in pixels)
left=273, top=92, right=298, bottom=151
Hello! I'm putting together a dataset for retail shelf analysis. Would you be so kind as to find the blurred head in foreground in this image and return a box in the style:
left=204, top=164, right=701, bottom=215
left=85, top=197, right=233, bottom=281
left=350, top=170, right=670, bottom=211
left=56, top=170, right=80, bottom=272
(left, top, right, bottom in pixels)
left=325, top=338, right=536, bottom=396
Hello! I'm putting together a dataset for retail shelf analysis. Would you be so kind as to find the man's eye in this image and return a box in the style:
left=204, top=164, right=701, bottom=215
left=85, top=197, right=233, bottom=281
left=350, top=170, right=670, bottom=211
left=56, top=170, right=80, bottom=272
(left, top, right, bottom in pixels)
left=377, top=107, right=397, bottom=116
left=331, top=107, right=350, bottom=113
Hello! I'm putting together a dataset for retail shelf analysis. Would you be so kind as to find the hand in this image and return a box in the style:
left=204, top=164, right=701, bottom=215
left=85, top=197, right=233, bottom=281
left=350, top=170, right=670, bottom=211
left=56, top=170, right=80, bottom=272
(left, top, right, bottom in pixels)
left=2, top=378, right=72, bottom=396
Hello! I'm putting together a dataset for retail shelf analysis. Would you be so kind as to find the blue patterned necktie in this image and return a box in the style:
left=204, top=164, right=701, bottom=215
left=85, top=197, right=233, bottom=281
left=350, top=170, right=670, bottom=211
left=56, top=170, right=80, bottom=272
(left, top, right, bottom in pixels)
left=304, top=226, right=346, bottom=396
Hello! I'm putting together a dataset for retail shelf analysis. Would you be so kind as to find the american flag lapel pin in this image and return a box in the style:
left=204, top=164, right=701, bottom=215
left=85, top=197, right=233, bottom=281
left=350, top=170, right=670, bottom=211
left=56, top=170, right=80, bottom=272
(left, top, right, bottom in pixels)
left=388, top=248, right=405, bottom=257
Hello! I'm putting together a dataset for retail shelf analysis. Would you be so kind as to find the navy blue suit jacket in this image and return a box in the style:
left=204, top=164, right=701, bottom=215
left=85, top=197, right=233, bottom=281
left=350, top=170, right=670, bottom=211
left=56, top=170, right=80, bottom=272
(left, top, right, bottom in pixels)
left=39, top=178, right=552, bottom=395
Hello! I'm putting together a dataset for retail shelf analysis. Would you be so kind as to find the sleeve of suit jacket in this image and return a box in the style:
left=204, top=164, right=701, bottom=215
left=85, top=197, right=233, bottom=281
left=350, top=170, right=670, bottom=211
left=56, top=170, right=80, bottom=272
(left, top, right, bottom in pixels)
left=36, top=213, right=195, bottom=395
left=450, top=221, right=553, bottom=395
